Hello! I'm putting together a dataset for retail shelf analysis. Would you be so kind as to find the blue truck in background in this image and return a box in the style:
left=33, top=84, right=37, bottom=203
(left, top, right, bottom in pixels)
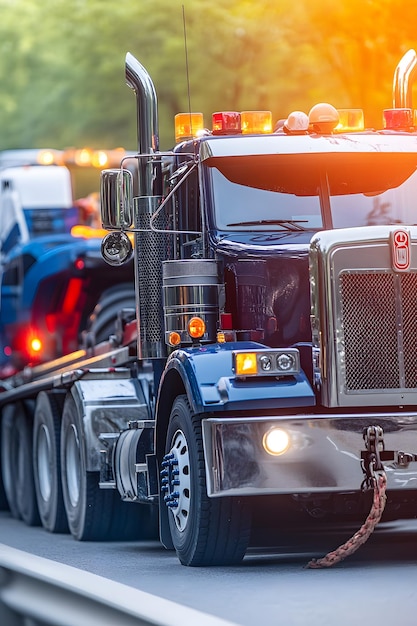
left=0, top=150, right=134, bottom=374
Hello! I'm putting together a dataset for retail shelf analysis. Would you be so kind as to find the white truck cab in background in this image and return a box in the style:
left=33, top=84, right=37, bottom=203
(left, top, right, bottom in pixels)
left=0, top=164, right=75, bottom=255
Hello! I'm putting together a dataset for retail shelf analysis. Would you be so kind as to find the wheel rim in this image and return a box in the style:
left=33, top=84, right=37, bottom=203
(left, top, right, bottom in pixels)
left=37, top=424, right=52, bottom=502
left=65, top=424, right=81, bottom=508
left=166, top=429, right=191, bottom=532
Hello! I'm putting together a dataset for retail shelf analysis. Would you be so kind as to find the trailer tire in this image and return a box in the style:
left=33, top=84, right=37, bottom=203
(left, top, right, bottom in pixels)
left=0, top=413, right=9, bottom=510
left=85, top=284, right=135, bottom=345
left=164, top=395, right=251, bottom=566
left=33, top=391, right=69, bottom=533
left=1, top=404, right=21, bottom=519
left=3, top=401, right=41, bottom=526
left=61, top=393, right=155, bottom=541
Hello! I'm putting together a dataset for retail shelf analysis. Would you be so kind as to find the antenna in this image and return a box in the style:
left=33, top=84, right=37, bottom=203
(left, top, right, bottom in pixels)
left=182, top=5, right=193, bottom=136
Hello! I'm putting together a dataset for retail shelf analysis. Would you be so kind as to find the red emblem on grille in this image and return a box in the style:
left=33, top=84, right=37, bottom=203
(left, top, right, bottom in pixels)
left=391, top=229, right=410, bottom=271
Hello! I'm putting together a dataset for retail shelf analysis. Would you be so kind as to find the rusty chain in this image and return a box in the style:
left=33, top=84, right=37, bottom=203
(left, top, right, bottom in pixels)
left=306, top=469, right=387, bottom=569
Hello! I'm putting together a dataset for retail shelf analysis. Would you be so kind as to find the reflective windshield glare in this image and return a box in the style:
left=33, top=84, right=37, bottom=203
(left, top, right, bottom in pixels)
left=207, top=153, right=417, bottom=231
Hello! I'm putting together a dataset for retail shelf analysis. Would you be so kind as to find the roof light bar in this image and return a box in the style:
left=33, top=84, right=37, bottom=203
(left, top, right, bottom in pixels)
left=241, top=110, right=273, bottom=134
left=175, top=112, right=205, bottom=142
left=212, top=111, right=241, bottom=135
left=335, top=109, right=364, bottom=132
left=383, top=107, right=414, bottom=130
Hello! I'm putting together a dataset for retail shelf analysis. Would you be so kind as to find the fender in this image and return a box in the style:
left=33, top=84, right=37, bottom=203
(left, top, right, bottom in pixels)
left=69, top=374, right=150, bottom=472
left=158, top=341, right=315, bottom=416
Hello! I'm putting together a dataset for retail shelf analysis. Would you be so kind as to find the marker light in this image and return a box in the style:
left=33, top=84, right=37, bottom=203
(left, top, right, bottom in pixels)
left=74, top=148, right=93, bottom=166
left=263, top=428, right=290, bottom=456
left=283, top=111, right=309, bottom=134
left=335, top=109, right=364, bottom=132
left=92, top=150, right=109, bottom=167
left=168, top=331, right=181, bottom=347
left=175, top=113, right=205, bottom=142
left=241, top=111, right=273, bottom=134
left=212, top=111, right=241, bottom=135
left=71, top=225, right=110, bottom=240
left=383, top=108, right=413, bottom=130
left=235, top=352, right=258, bottom=375
left=37, top=149, right=63, bottom=165
left=91, top=149, right=126, bottom=168
left=309, top=103, right=339, bottom=133
left=188, top=316, right=206, bottom=340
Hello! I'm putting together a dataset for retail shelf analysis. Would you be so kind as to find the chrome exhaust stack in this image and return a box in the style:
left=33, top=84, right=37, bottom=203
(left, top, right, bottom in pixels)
left=393, top=49, right=417, bottom=109
left=125, top=53, right=167, bottom=360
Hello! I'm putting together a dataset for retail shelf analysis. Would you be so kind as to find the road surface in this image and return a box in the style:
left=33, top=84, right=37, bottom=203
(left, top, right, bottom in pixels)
left=1, top=510, right=417, bottom=625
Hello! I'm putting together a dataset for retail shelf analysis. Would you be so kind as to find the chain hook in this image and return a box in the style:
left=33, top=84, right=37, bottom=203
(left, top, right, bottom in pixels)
left=361, top=425, right=384, bottom=491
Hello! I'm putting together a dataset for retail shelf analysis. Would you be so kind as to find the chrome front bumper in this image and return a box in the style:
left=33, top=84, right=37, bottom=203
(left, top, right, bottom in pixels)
left=201, top=412, right=417, bottom=497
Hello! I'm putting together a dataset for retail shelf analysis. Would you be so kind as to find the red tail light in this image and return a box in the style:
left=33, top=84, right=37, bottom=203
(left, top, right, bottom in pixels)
left=29, top=337, right=42, bottom=354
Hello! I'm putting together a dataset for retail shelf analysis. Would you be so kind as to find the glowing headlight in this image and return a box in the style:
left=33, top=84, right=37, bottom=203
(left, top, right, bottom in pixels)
left=263, top=428, right=290, bottom=456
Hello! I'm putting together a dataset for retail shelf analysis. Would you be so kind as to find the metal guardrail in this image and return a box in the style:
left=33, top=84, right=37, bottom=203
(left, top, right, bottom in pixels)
left=0, top=544, right=239, bottom=626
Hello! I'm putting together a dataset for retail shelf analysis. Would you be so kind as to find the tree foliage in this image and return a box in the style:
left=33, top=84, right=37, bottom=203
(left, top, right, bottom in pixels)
left=0, top=0, right=416, bottom=150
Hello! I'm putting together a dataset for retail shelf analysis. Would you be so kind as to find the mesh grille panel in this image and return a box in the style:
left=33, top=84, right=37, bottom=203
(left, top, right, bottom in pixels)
left=400, top=273, right=417, bottom=388
left=340, top=273, right=399, bottom=390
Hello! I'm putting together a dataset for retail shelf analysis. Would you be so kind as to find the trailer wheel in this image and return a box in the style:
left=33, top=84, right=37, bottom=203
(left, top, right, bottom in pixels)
left=0, top=420, right=7, bottom=510
left=60, top=393, right=154, bottom=541
left=2, top=401, right=41, bottom=526
left=61, top=393, right=107, bottom=540
left=33, top=391, right=69, bottom=533
left=84, top=284, right=135, bottom=346
left=163, top=395, right=251, bottom=566
left=16, top=402, right=41, bottom=526
left=1, top=404, right=21, bottom=518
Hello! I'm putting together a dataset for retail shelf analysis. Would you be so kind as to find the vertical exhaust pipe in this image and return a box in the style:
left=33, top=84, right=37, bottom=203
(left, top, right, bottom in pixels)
left=124, top=53, right=167, bottom=361
left=393, top=49, right=417, bottom=109
left=125, top=52, right=160, bottom=196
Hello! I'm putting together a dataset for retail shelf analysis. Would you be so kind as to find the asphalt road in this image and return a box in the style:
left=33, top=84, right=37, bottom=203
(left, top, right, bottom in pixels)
left=1, top=510, right=417, bottom=625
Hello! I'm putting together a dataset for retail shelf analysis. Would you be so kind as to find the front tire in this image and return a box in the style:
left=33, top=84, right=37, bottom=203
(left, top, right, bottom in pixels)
left=163, top=395, right=251, bottom=566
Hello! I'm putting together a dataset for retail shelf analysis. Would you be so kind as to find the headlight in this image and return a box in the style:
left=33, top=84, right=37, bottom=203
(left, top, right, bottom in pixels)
left=263, top=428, right=290, bottom=456
left=277, top=353, right=296, bottom=372
left=233, top=348, right=300, bottom=378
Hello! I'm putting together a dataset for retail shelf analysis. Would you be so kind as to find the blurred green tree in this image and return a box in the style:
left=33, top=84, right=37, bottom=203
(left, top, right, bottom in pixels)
left=0, top=0, right=416, bottom=150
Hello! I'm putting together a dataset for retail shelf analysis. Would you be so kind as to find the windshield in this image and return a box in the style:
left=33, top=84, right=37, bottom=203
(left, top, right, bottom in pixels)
left=205, top=152, right=417, bottom=231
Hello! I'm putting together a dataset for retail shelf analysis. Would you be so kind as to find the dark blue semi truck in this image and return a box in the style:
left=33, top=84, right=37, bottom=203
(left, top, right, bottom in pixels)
left=2, top=50, right=417, bottom=567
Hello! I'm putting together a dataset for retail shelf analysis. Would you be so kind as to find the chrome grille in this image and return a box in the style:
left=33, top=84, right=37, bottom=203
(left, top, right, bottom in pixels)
left=400, top=272, right=417, bottom=388
left=340, top=271, right=417, bottom=390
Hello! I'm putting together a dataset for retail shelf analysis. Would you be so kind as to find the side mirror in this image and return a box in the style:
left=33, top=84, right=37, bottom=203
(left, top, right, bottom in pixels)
left=100, top=168, right=133, bottom=229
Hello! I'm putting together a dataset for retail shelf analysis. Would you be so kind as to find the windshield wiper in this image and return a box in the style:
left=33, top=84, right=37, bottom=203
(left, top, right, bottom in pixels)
left=226, top=219, right=308, bottom=231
